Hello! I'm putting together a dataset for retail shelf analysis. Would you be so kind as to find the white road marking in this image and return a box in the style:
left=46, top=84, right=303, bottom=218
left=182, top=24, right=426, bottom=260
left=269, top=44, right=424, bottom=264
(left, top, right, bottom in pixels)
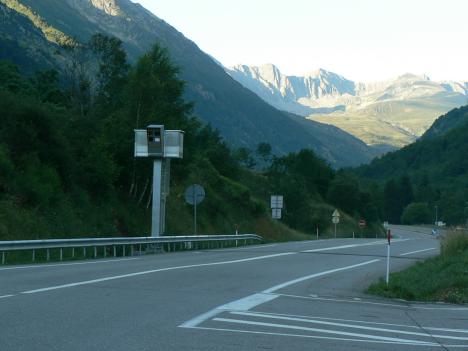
left=214, top=317, right=436, bottom=345
left=263, top=259, right=380, bottom=293
left=180, top=293, right=277, bottom=328
left=0, top=258, right=140, bottom=271
left=400, top=248, right=437, bottom=256
left=19, top=239, right=388, bottom=295
left=180, top=259, right=380, bottom=328
left=277, top=293, right=468, bottom=311
left=244, top=310, right=468, bottom=334
left=301, top=239, right=410, bottom=254
left=230, top=311, right=468, bottom=341
left=0, top=294, right=14, bottom=299
left=192, top=326, right=468, bottom=348
left=210, top=243, right=279, bottom=252
left=20, top=252, right=295, bottom=294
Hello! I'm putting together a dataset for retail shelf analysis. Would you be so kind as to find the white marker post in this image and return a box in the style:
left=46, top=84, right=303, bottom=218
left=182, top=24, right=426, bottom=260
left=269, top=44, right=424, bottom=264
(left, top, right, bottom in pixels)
left=386, top=229, right=391, bottom=285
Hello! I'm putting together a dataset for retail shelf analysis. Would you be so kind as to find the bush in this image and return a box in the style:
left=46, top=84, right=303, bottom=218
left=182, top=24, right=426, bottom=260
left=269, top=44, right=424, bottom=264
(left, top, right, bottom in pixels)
left=442, top=230, right=468, bottom=256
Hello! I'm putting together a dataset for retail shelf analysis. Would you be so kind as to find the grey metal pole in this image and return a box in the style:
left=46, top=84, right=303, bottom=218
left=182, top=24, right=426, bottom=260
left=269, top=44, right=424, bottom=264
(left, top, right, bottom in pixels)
left=193, top=186, right=197, bottom=236
left=2, top=251, right=5, bottom=265
left=334, top=223, right=337, bottom=238
left=152, top=159, right=163, bottom=237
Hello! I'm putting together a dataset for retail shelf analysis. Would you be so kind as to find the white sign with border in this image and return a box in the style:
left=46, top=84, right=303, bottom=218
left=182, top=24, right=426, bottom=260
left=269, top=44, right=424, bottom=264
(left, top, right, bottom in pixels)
left=271, top=195, right=284, bottom=209
left=272, top=208, right=282, bottom=219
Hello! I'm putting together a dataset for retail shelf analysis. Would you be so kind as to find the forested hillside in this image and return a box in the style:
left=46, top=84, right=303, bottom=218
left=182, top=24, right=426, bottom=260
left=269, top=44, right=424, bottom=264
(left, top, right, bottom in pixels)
left=0, top=35, right=383, bottom=241
left=0, top=0, right=378, bottom=168
left=357, top=107, right=468, bottom=225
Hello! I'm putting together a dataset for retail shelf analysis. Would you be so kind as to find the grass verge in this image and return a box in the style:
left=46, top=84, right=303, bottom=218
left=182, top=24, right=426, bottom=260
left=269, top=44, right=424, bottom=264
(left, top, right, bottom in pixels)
left=367, top=230, right=468, bottom=304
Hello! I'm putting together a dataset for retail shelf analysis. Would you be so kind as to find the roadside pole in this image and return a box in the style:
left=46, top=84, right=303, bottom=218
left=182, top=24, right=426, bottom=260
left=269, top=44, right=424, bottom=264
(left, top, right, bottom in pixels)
left=332, top=210, right=340, bottom=239
left=316, top=226, right=319, bottom=240
left=386, top=229, right=391, bottom=285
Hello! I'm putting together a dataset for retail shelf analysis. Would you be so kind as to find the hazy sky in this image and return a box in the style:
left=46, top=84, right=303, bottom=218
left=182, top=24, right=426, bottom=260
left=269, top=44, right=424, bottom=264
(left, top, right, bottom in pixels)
left=132, top=0, right=468, bottom=82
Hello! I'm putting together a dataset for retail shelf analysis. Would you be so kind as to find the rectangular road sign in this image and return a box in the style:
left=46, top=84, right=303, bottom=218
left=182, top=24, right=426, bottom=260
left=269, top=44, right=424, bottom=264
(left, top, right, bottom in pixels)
left=272, top=208, right=282, bottom=219
left=271, top=195, right=284, bottom=209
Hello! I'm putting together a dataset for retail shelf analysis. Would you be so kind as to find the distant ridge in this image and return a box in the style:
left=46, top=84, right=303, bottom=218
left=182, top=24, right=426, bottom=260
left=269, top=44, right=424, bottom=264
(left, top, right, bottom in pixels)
left=228, top=64, right=468, bottom=148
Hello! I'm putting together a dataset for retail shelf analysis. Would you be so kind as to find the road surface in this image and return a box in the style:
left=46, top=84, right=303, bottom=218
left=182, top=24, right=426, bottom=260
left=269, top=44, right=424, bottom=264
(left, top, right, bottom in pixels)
left=1, top=226, right=467, bottom=350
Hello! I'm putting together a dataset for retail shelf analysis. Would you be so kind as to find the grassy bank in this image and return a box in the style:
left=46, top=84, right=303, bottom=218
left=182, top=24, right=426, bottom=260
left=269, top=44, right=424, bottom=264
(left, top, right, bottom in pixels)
left=367, top=230, right=468, bottom=304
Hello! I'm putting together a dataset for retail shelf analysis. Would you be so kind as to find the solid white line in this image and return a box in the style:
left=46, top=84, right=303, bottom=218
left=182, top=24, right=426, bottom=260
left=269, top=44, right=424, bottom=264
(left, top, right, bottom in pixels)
left=211, top=244, right=278, bottom=252
left=191, top=326, right=468, bottom=348
left=0, top=294, right=14, bottom=299
left=301, top=239, right=411, bottom=254
left=0, top=258, right=140, bottom=271
left=214, top=318, right=436, bottom=345
left=278, top=293, right=468, bottom=311
left=400, top=248, right=437, bottom=256
left=263, top=259, right=380, bottom=293
left=21, top=252, right=295, bottom=294
left=231, top=311, right=468, bottom=341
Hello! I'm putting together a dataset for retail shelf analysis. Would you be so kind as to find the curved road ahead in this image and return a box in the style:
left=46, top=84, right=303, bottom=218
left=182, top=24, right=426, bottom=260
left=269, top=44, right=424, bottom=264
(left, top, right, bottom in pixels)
left=1, top=226, right=467, bottom=350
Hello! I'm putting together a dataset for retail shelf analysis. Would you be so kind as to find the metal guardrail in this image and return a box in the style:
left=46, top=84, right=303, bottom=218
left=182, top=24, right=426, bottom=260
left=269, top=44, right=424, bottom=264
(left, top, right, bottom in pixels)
left=0, top=234, right=263, bottom=264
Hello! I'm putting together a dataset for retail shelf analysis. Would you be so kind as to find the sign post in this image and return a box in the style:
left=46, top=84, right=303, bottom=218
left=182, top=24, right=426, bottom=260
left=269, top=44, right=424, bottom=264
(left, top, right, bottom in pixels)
left=185, top=184, right=205, bottom=236
left=332, top=210, right=340, bottom=238
left=359, top=219, right=366, bottom=238
left=386, top=229, right=391, bottom=285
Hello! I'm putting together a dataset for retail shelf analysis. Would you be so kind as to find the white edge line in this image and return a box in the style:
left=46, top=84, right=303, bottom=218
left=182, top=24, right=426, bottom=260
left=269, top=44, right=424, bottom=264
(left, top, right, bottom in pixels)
left=0, top=258, right=140, bottom=271
left=0, top=294, right=14, bottom=299
left=400, top=248, right=437, bottom=256
left=263, top=259, right=380, bottom=294
left=20, top=252, right=295, bottom=294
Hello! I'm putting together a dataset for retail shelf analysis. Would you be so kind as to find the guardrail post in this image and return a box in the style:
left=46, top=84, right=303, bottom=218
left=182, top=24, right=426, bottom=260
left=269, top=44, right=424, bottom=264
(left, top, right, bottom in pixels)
left=2, top=251, right=5, bottom=265
left=113, top=246, right=116, bottom=257
left=94, top=246, right=97, bottom=258
left=46, top=249, right=50, bottom=262
left=83, top=247, right=86, bottom=258
left=72, top=247, right=75, bottom=258
left=131, top=245, right=134, bottom=256
left=60, top=248, right=63, bottom=261
left=123, top=245, right=126, bottom=256
left=32, top=250, right=35, bottom=262
left=103, top=246, right=106, bottom=258
left=139, top=244, right=142, bottom=255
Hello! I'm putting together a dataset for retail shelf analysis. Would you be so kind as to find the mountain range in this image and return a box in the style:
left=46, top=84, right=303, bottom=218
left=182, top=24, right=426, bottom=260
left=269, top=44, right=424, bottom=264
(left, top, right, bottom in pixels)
left=0, top=0, right=381, bottom=168
left=228, top=64, right=468, bottom=148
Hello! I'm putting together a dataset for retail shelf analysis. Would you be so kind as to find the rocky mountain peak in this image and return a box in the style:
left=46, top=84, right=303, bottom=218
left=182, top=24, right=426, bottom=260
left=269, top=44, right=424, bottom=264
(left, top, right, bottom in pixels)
left=90, top=0, right=122, bottom=16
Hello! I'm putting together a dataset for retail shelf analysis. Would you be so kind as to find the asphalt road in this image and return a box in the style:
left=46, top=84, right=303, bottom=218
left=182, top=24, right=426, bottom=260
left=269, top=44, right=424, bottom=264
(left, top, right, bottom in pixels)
left=1, top=225, right=467, bottom=350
